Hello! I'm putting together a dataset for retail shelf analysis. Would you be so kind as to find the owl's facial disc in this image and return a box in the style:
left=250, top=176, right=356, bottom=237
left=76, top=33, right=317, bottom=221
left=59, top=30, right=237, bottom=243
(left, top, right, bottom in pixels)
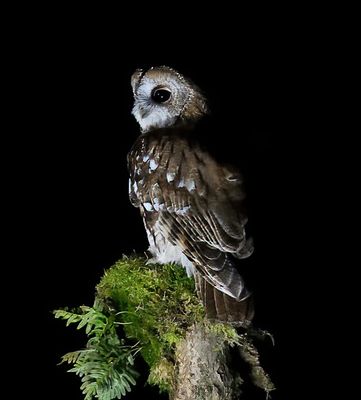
left=131, top=66, right=208, bottom=133
left=131, top=71, right=185, bottom=132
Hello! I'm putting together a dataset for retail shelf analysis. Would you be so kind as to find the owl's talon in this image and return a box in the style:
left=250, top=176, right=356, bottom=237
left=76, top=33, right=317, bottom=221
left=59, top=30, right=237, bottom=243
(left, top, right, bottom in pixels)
left=145, top=257, right=158, bottom=265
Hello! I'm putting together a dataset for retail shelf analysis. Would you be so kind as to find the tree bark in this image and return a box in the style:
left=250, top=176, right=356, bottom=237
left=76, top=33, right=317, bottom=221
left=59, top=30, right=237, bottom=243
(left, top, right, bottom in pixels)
left=171, top=323, right=242, bottom=400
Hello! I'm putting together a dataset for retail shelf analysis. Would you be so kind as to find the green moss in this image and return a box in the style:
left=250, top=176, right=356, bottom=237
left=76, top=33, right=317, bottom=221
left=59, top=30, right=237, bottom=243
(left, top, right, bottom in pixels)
left=147, top=358, right=175, bottom=393
left=206, top=321, right=242, bottom=347
left=56, top=255, right=275, bottom=398
left=96, top=256, right=204, bottom=387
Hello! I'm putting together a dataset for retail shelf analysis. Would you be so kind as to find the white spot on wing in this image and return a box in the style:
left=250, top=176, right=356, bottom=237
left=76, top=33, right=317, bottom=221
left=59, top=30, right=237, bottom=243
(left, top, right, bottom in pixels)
left=143, top=202, right=153, bottom=211
left=133, top=181, right=138, bottom=193
left=185, top=179, right=195, bottom=191
left=143, top=155, right=150, bottom=162
left=227, top=177, right=238, bottom=181
left=176, top=205, right=191, bottom=215
left=178, top=178, right=195, bottom=191
left=167, top=172, right=176, bottom=182
left=152, top=198, right=165, bottom=211
left=149, top=159, right=158, bottom=171
left=153, top=198, right=160, bottom=211
left=178, top=178, right=185, bottom=188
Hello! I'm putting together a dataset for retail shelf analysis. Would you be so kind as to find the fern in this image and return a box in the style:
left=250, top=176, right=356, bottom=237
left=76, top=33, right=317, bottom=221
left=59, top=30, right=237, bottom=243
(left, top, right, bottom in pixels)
left=54, top=299, right=139, bottom=400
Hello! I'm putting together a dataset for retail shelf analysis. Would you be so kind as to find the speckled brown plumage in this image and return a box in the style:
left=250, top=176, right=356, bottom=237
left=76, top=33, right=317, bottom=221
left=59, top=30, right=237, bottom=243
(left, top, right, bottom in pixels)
left=128, top=66, right=254, bottom=324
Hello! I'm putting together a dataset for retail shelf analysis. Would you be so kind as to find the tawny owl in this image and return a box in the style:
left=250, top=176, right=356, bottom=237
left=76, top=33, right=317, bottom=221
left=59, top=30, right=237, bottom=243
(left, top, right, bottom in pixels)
left=128, top=66, right=254, bottom=325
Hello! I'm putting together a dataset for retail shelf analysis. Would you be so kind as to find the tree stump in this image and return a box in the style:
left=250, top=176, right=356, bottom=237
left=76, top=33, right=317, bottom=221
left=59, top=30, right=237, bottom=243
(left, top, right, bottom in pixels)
left=172, top=323, right=242, bottom=400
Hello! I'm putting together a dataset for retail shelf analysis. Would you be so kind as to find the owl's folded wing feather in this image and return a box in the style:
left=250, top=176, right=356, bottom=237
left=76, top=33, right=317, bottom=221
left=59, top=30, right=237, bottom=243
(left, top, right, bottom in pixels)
left=128, top=133, right=253, bottom=301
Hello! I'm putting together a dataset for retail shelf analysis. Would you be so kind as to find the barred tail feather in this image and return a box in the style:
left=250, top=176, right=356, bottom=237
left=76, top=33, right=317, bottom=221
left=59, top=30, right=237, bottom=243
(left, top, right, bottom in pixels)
left=195, top=273, right=254, bottom=325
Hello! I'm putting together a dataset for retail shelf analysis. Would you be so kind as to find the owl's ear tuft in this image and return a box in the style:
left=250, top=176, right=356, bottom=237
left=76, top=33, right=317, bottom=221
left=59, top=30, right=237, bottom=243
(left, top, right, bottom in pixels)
left=131, top=69, right=144, bottom=95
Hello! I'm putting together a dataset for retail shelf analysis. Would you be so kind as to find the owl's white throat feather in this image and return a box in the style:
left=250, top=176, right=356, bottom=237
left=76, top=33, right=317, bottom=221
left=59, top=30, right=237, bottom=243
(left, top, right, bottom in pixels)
left=132, top=104, right=177, bottom=132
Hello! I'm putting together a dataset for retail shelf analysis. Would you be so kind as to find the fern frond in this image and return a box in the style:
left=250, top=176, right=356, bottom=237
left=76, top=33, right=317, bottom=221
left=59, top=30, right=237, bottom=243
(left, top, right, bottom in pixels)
left=54, top=308, right=82, bottom=323
left=60, top=350, right=86, bottom=365
left=55, top=303, right=139, bottom=399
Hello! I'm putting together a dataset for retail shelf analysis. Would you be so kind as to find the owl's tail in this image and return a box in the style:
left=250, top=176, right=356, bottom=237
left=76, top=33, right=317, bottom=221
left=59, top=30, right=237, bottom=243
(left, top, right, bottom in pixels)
left=195, top=273, right=254, bottom=325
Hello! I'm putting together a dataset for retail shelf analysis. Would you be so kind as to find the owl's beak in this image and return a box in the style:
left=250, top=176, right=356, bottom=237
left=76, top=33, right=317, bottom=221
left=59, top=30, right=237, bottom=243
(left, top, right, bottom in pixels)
left=139, top=107, right=150, bottom=119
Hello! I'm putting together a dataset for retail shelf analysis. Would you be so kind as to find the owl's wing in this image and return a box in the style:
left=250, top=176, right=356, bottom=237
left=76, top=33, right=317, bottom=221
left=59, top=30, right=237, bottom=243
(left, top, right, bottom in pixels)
left=129, top=132, right=253, bottom=301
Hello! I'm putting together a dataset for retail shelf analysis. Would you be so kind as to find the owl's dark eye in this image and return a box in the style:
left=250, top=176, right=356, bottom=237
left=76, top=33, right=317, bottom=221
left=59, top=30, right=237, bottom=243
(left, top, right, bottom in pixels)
left=151, top=88, right=171, bottom=103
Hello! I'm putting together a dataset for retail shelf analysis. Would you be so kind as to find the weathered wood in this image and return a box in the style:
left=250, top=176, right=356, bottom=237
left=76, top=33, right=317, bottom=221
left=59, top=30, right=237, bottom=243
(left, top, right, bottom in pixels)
left=171, top=324, right=242, bottom=400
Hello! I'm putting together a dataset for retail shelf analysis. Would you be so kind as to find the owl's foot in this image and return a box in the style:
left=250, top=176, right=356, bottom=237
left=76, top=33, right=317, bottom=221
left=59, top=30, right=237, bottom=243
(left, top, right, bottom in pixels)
left=144, top=249, right=158, bottom=265
left=145, top=257, right=158, bottom=265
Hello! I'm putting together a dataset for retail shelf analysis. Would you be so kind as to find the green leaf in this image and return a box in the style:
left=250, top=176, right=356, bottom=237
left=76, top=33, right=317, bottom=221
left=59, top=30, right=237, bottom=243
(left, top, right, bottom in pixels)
left=66, top=314, right=81, bottom=326
left=56, top=301, right=139, bottom=399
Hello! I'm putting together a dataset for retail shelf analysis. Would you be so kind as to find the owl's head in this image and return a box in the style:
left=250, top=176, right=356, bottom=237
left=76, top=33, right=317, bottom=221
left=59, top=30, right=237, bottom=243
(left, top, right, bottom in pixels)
left=131, top=66, right=208, bottom=132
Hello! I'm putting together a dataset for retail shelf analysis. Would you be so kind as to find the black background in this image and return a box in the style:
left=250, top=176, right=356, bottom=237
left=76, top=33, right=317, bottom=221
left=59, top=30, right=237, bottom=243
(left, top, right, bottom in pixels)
left=9, top=15, right=326, bottom=400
